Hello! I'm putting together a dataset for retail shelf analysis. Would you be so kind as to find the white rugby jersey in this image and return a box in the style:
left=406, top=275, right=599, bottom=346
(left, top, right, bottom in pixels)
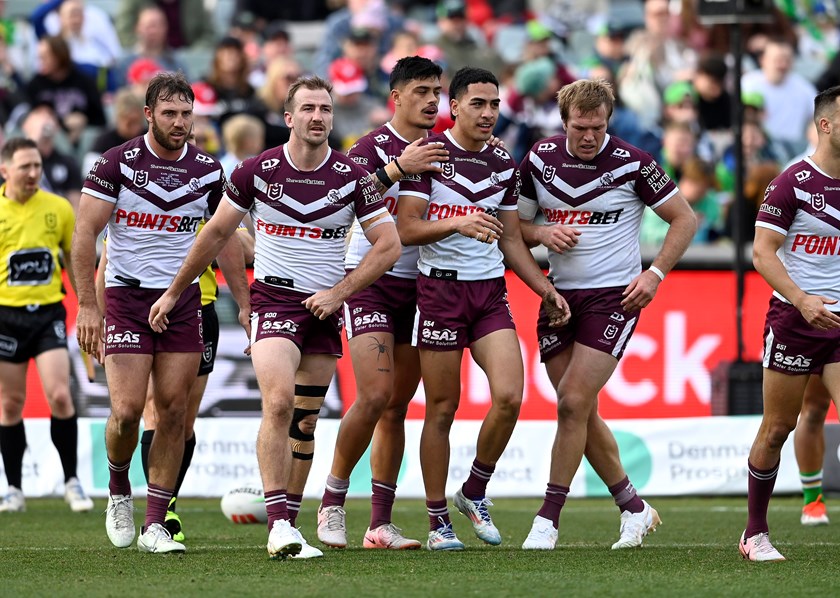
left=399, top=129, right=520, bottom=281
left=518, top=134, right=678, bottom=289
left=225, top=144, right=391, bottom=295
left=755, top=157, right=840, bottom=305
left=346, top=123, right=420, bottom=279
left=82, top=134, right=225, bottom=289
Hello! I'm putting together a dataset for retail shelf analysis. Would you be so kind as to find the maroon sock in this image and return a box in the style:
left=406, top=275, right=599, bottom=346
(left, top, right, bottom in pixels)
left=145, top=483, right=173, bottom=530
left=370, top=479, right=397, bottom=529
left=745, top=460, right=779, bottom=537
left=107, top=458, right=132, bottom=497
left=537, top=483, right=569, bottom=528
left=286, top=492, right=303, bottom=527
left=427, top=499, right=450, bottom=531
left=608, top=476, right=645, bottom=513
left=461, top=459, right=495, bottom=500
left=321, top=474, right=349, bottom=508
left=265, top=489, right=288, bottom=532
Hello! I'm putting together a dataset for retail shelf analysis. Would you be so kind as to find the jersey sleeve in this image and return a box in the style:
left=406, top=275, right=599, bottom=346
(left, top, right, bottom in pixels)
left=81, top=148, right=122, bottom=203
left=347, top=137, right=378, bottom=173
left=499, top=160, right=521, bottom=211
left=399, top=169, right=432, bottom=202
left=205, top=169, right=227, bottom=218
left=755, top=174, right=797, bottom=235
left=516, top=151, right=540, bottom=221
left=635, top=152, right=679, bottom=208
left=224, top=158, right=255, bottom=213
left=353, top=170, right=392, bottom=225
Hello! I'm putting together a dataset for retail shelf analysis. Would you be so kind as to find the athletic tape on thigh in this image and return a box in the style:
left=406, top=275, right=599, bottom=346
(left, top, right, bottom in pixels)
left=289, top=385, right=328, bottom=460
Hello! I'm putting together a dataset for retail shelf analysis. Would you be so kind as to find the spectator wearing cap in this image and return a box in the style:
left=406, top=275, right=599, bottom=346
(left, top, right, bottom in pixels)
left=495, top=56, right=564, bottom=163
left=25, top=35, right=106, bottom=146
left=587, top=21, right=630, bottom=78
left=741, top=37, right=816, bottom=156
left=203, top=36, right=260, bottom=126
left=82, top=87, right=145, bottom=175
left=116, top=0, right=216, bottom=49
left=433, top=0, right=502, bottom=80
left=338, top=27, right=390, bottom=101
left=190, top=81, right=223, bottom=155
left=661, top=81, right=715, bottom=161
left=328, top=56, right=390, bottom=150
left=312, top=0, right=404, bottom=79
left=248, top=23, right=294, bottom=89
left=124, top=57, right=164, bottom=96
left=113, top=6, right=185, bottom=89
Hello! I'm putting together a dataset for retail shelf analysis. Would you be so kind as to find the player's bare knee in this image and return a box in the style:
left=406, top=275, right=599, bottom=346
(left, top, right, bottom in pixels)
left=45, top=389, right=74, bottom=416
left=382, top=402, right=409, bottom=424
left=556, top=391, right=592, bottom=422
left=0, top=396, right=26, bottom=422
left=355, top=392, right=390, bottom=422
left=763, top=420, right=796, bottom=451
left=492, top=390, right=522, bottom=417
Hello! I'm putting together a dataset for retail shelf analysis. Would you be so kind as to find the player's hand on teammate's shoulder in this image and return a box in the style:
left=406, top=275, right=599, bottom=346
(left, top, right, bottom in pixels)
left=620, top=270, right=661, bottom=312
left=148, top=293, right=177, bottom=332
left=795, top=294, right=840, bottom=330
left=541, top=225, right=581, bottom=254
left=398, top=139, right=448, bottom=174
left=457, top=211, right=503, bottom=244
left=487, top=135, right=505, bottom=148
left=542, top=290, right=571, bottom=328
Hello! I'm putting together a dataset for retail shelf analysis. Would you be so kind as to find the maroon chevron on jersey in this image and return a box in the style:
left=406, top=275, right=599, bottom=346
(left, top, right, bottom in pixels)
left=82, top=134, right=225, bottom=289
left=517, top=134, right=678, bottom=289
left=225, top=144, right=391, bottom=295
left=399, top=129, right=520, bottom=282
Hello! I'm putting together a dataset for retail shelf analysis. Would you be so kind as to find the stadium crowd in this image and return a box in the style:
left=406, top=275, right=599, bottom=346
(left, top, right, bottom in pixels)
left=0, top=0, right=837, bottom=245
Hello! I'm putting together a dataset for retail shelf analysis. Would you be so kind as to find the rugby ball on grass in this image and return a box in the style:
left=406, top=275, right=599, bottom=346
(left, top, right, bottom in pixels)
left=221, top=484, right=267, bottom=524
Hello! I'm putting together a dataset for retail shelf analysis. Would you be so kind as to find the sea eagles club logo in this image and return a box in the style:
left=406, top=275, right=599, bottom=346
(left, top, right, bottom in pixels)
left=268, top=183, right=283, bottom=199
left=442, top=163, right=455, bottom=180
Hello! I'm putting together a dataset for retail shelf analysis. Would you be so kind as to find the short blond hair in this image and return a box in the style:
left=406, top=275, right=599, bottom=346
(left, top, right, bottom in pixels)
left=222, top=114, right=265, bottom=156
left=556, top=79, right=615, bottom=123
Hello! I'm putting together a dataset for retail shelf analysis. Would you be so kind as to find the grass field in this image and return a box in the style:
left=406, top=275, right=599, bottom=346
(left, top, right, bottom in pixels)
left=0, top=496, right=835, bottom=597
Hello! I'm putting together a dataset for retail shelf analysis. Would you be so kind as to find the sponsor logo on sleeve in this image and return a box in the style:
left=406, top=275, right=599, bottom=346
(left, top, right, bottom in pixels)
left=351, top=156, right=368, bottom=165
left=795, top=170, right=812, bottom=183
left=332, top=162, right=351, bottom=174
left=759, top=203, right=781, bottom=217
left=611, top=148, right=631, bottom=159
left=537, top=142, right=557, bottom=152
left=123, top=148, right=140, bottom=161
left=261, top=158, right=280, bottom=170
left=374, top=134, right=389, bottom=143
left=195, top=153, right=214, bottom=164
